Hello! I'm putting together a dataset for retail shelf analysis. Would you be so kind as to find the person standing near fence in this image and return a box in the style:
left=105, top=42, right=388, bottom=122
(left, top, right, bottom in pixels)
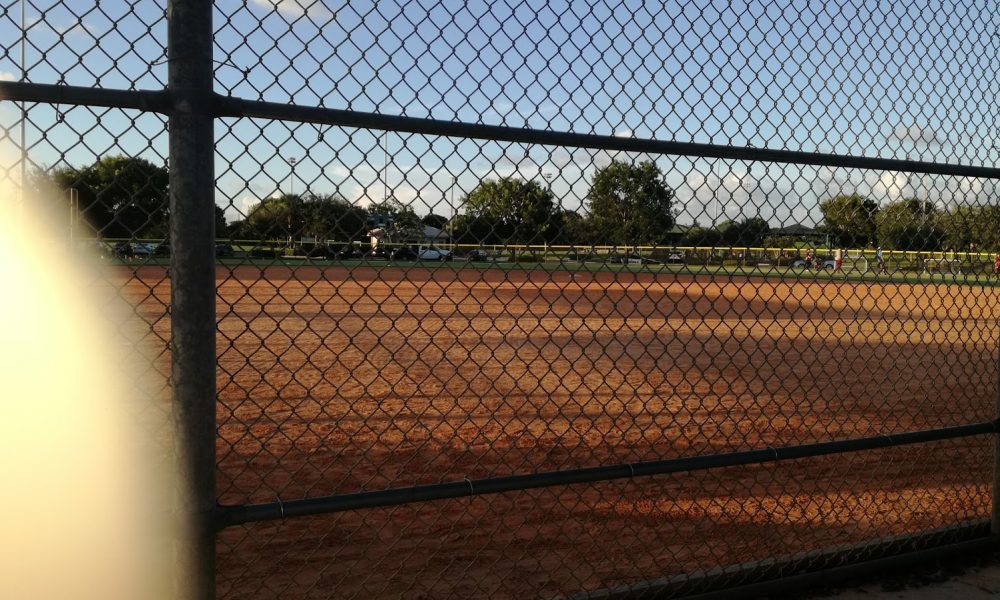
left=833, top=247, right=844, bottom=274
left=876, top=246, right=887, bottom=275
left=993, top=251, right=1000, bottom=278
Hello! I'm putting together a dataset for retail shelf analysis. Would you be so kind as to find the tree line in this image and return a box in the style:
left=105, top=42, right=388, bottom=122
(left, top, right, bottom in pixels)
left=41, top=155, right=1000, bottom=252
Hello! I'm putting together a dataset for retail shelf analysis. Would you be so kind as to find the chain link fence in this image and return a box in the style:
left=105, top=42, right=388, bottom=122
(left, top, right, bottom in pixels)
left=2, top=1, right=1000, bottom=598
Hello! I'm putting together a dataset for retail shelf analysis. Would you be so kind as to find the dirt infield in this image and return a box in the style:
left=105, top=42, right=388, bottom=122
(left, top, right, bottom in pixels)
left=123, top=265, right=999, bottom=598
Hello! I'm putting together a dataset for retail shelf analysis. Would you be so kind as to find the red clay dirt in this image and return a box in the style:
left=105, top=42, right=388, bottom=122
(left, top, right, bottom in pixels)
left=122, top=265, right=999, bottom=599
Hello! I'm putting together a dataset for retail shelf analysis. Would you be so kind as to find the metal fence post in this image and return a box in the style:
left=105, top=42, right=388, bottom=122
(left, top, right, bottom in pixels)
left=995, top=339, right=1000, bottom=541
left=168, top=0, right=216, bottom=598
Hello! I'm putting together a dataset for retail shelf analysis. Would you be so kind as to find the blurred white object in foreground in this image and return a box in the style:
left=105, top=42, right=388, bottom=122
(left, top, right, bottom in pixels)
left=0, top=183, right=178, bottom=599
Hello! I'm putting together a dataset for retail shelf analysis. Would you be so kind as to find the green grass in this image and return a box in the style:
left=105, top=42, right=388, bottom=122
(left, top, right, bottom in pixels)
left=109, top=254, right=1000, bottom=288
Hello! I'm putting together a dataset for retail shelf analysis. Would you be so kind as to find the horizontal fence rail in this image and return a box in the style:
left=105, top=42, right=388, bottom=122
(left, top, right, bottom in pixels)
left=3, top=81, right=1000, bottom=180
left=218, top=421, right=998, bottom=528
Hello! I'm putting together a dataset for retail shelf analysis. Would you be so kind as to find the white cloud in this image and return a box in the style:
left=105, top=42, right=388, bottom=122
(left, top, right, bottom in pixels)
left=55, top=22, right=97, bottom=36
left=22, top=16, right=97, bottom=38
left=678, top=170, right=746, bottom=223
left=550, top=147, right=635, bottom=171
left=871, top=171, right=912, bottom=201
left=0, top=71, right=17, bottom=82
left=492, top=100, right=514, bottom=113
left=810, top=165, right=1000, bottom=211
left=222, top=195, right=261, bottom=223
left=892, top=124, right=942, bottom=147
left=674, top=165, right=801, bottom=225
left=496, top=151, right=538, bottom=171
left=345, top=181, right=453, bottom=215
left=251, top=0, right=334, bottom=20
left=612, top=129, right=633, bottom=138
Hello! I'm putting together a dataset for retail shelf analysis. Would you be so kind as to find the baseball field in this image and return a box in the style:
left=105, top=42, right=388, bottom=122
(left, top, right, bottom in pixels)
left=121, top=264, right=998, bottom=598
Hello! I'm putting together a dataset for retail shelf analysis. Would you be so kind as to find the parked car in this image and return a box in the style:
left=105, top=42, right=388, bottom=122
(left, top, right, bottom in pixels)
left=466, top=249, right=489, bottom=262
left=792, top=257, right=836, bottom=270
left=131, top=242, right=158, bottom=256
left=621, top=255, right=660, bottom=265
left=335, top=245, right=364, bottom=260
left=417, top=245, right=452, bottom=261
left=390, top=246, right=419, bottom=261
left=215, top=244, right=234, bottom=258
left=90, top=241, right=112, bottom=259
left=155, top=243, right=171, bottom=257
left=365, top=247, right=389, bottom=260
left=113, top=241, right=133, bottom=259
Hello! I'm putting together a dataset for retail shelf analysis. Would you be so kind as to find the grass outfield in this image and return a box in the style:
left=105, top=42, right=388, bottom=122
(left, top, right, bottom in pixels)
left=118, top=254, right=1000, bottom=288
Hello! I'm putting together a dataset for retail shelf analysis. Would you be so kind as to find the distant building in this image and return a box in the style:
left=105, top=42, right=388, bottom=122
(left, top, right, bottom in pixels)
left=369, top=223, right=450, bottom=249
left=666, top=223, right=692, bottom=244
left=367, top=213, right=395, bottom=229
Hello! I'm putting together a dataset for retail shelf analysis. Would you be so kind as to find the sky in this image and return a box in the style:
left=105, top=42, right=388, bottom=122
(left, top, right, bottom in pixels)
left=0, top=0, right=998, bottom=227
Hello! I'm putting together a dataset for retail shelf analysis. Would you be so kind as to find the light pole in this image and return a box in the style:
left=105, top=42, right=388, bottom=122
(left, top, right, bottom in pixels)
left=714, top=158, right=723, bottom=224
left=286, top=156, right=297, bottom=196
left=285, top=157, right=297, bottom=248
left=68, top=188, right=78, bottom=248
left=382, top=131, right=389, bottom=203
left=449, top=175, right=457, bottom=242
left=543, top=172, right=554, bottom=257
left=19, top=0, right=27, bottom=206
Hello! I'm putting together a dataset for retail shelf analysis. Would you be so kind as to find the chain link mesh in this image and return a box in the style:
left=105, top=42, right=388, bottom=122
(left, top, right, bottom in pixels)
left=3, top=0, right=999, bottom=598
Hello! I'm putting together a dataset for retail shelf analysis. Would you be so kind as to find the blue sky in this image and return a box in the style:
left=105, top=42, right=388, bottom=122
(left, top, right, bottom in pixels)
left=1, top=0, right=997, bottom=226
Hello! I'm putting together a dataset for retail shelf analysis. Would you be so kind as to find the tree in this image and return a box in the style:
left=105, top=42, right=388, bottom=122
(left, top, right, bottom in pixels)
left=553, top=209, right=592, bottom=246
left=214, top=205, right=228, bottom=236
left=586, top=160, right=675, bottom=245
left=460, top=178, right=559, bottom=244
left=762, top=235, right=802, bottom=250
left=818, top=193, right=879, bottom=248
left=421, top=213, right=449, bottom=230
left=240, top=193, right=303, bottom=240
left=300, top=194, right=367, bottom=242
left=447, top=213, right=497, bottom=245
left=743, top=217, right=770, bottom=247
left=234, top=193, right=368, bottom=243
left=712, top=217, right=769, bottom=246
left=876, top=198, right=942, bottom=251
left=50, top=155, right=169, bottom=238
left=367, top=198, right=422, bottom=242
left=715, top=219, right=739, bottom=245
left=678, top=221, right=720, bottom=246
left=937, top=205, right=1000, bottom=252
